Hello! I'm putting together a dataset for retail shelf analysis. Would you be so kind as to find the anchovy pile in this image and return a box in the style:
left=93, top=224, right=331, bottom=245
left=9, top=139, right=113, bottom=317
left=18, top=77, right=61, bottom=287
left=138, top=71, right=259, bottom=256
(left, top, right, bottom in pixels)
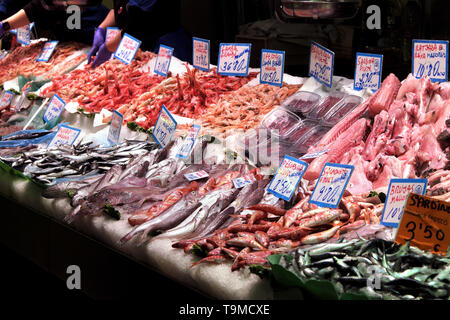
left=0, top=140, right=158, bottom=185
left=280, top=239, right=450, bottom=300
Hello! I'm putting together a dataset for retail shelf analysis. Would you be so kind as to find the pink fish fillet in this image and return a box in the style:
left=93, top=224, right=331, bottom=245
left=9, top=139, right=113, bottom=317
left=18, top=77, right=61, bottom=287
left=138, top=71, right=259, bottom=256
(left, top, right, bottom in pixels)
left=362, top=110, right=394, bottom=161
left=369, top=73, right=401, bottom=116
left=346, top=153, right=373, bottom=195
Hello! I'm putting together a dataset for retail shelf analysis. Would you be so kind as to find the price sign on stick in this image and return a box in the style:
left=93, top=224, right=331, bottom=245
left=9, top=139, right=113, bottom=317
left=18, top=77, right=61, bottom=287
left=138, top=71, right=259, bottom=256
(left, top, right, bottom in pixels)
left=176, top=124, right=201, bottom=159
left=106, top=27, right=120, bottom=42
left=309, top=163, right=354, bottom=209
left=47, top=124, right=81, bottom=148
left=152, top=105, right=177, bottom=148
left=309, top=41, right=335, bottom=88
left=218, top=43, right=251, bottom=76
left=260, top=49, right=285, bottom=87
left=114, top=33, right=141, bottom=65
left=43, top=94, right=65, bottom=123
left=193, top=37, right=210, bottom=71
left=107, top=110, right=123, bottom=145
left=154, top=44, right=174, bottom=77
left=412, top=39, right=448, bottom=82
left=354, top=52, right=383, bottom=91
left=268, top=155, right=308, bottom=201
left=395, top=193, right=450, bottom=255
left=380, top=178, right=428, bottom=228
left=36, top=41, right=58, bottom=62
left=300, top=149, right=329, bottom=160
left=16, top=22, right=33, bottom=45
left=14, top=87, right=31, bottom=112
left=0, top=91, right=14, bottom=110
left=233, top=174, right=256, bottom=189
left=185, top=170, right=209, bottom=181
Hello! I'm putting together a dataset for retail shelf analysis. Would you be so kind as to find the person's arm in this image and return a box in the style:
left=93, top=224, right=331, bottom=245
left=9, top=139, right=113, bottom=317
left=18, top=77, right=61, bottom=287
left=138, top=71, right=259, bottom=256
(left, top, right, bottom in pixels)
left=1, top=9, right=30, bottom=30
left=99, top=9, right=116, bottom=29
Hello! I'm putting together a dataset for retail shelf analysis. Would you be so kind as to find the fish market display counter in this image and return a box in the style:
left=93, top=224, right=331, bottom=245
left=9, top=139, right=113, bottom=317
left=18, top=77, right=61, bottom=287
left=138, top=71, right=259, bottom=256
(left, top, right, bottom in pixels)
left=0, top=168, right=275, bottom=300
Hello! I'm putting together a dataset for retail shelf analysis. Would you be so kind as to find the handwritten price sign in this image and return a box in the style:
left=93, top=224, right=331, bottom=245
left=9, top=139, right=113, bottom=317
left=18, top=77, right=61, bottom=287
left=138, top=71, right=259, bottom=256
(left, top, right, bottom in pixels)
left=106, top=27, right=120, bottom=42
left=380, top=178, right=428, bottom=228
left=114, top=33, right=141, bottom=65
left=16, top=22, right=33, bottom=45
left=176, top=124, right=201, bottom=159
left=47, top=124, right=81, bottom=148
left=218, top=43, right=251, bottom=76
left=354, top=52, right=383, bottom=91
left=43, top=94, right=65, bottom=123
left=185, top=170, right=209, bottom=181
left=107, top=110, right=123, bottom=145
left=0, top=91, right=14, bottom=110
left=260, top=49, right=285, bottom=87
left=154, top=44, right=174, bottom=77
left=412, top=39, right=448, bottom=83
left=233, top=174, right=256, bottom=189
left=268, top=155, right=308, bottom=201
left=300, top=149, right=329, bottom=160
left=14, top=87, right=30, bottom=112
left=152, top=105, right=177, bottom=148
left=309, top=163, right=354, bottom=209
left=309, top=41, right=334, bottom=88
left=395, top=193, right=449, bottom=255
left=193, top=37, right=210, bottom=71
left=36, top=41, right=58, bottom=62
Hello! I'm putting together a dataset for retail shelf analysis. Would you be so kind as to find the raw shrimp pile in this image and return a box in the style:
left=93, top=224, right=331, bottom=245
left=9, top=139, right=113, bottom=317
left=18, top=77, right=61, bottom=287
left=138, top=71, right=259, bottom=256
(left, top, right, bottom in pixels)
left=0, top=42, right=45, bottom=83
left=122, top=65, right=257, bottom=130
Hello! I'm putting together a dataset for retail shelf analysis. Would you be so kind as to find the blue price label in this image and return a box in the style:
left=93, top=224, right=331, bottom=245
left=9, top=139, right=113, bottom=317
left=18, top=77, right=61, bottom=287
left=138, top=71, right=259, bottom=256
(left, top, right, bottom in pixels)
left=0, top=91, right=14, bottom=110
left=193, top=37, right=210, bottom=71
left=354, top=52, right=383, bottom=91
left=233, top=174, right=256, bottom=189
left=217, top=43, right=251, bottom=76
left=114, top=33, right=141, bottom=65
left=152, top=105, right=177, bottom=148
left=107, top=110, right=124, bottom=145
left=36, top=40, right=59, bottom=62
left=309, top=41, right=335, bottom=88
left=309, top=163, right=354, bottom=209
left=268, top=155, right=308, bottom=201
left=176, top=124, right=201, bottom=159
left=412, top=39, right=448, bottom=83
left=260, top=49, right=285, bottom=87
left=43, top=94, right=65, bottom=123
left=154, top=44, right=174, bottom=77
left=47, top=124, right=81, bottom=149
left=380, top=178, right=428, bottom=228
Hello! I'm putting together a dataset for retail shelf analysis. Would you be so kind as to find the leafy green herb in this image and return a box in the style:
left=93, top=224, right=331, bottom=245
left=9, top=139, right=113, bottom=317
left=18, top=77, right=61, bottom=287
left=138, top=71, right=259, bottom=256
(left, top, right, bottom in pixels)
left=149, top=230, right=163, bottom=237
left=190, top=244, right=208, bottom=258
left=127, top=121, right=153, bottom=135
left=26, top=93, right=39, bottom=100
left=249, top=264, right=271, bottom=279
left=9, top=88, right=21, bottom=95
left=104, top=204, right=120, bottom=220
left=66, top=189, right=75, bottom=199
left=368, top=190, right=378, bottom=198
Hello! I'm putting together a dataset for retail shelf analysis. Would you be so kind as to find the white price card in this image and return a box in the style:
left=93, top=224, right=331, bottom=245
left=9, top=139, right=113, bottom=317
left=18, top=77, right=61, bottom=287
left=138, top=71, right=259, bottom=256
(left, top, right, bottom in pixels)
left=309, top=41, right=335, bottom=88
left=16, top=22, right=33, bottom=45
left=268, top=155, right=309, bottom=201
left=154, top=44, right=174, bottom=77
left=114, top=33, right=141, bottom=65
left=193, top=37, right=210, bottom=71
left=412, top=39, right=448, bottom=83
left=36, top=41, right=58, bottom=62
left=380, top=178, right=428, bottom=228
left=14, top=87, right=31, bottom=112
left=0, top=51, right=8, bottom=60
left=300, top=149, right=329, bottom=160
left=185, top=170, right=209, bottom=181
left=233, top=174, right=256, bottom=189
left=176, top=124, right=201, bottom=159
left=107, top=110, right=123, bottom=145
left=309, top=163, right=354, bottom=209
left=152, top=105, right=177, bottom=148
left=47, top=124, right=81, bottom=149
left=106, top=27, right=120, bottom=42
left=260, top=49, right=285, bottom=87
left=354, top=52, right=383, bottom=91
left=0, top=91, right=14, bottom=110
left=43, top=94, right=65, bottom=123
left=218, top=43, right=251, bottom=76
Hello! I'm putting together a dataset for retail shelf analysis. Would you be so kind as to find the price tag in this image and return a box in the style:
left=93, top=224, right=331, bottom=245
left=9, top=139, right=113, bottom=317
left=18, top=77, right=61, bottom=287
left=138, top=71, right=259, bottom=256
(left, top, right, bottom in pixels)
left=268, top=155, right=308, bottom=201
left=309, top=41, right=335, bottom=88
left=233, top=174, right=256, bottom=189
left=395, top=193, right=449, bottom=255
left=114, top=33, right=141, bottom=65
left=354, top=52, right=383, bottom=91
left=193, top=37, right=210, bottom=71
left=36, top=40, right=58, bottom=62
left=260, top=49, right=285, bottom=87
left=47, top=124, right=81, bottom=148
left=0, top=51, right=8, bottom=60
left=106, top=27, right=120, bottom=42
left=14, top=87, right=31, bottom=112
left=218, top=43, right=251, bottom=76
left=412, top=39, right=448, bottom=83
left=185, top=170, right=209, bottom=181
left=152, top=105, right=177, bottom=148
left=43, top=94, right=65, bottom=123
left=380, top=178, right=428, bottom=228
left=107, top=110, right=123, bottom=145
left=0, top=91, right=14, bottom=110
left=300, top=149, right=329, bottom=160
left=16, top=22, right=34, bottom=45
left=154, top=44, right=174, bottom=77
left=309, top=163, right=354, bottom=209
left=176, top=124, right=201, bottom=159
